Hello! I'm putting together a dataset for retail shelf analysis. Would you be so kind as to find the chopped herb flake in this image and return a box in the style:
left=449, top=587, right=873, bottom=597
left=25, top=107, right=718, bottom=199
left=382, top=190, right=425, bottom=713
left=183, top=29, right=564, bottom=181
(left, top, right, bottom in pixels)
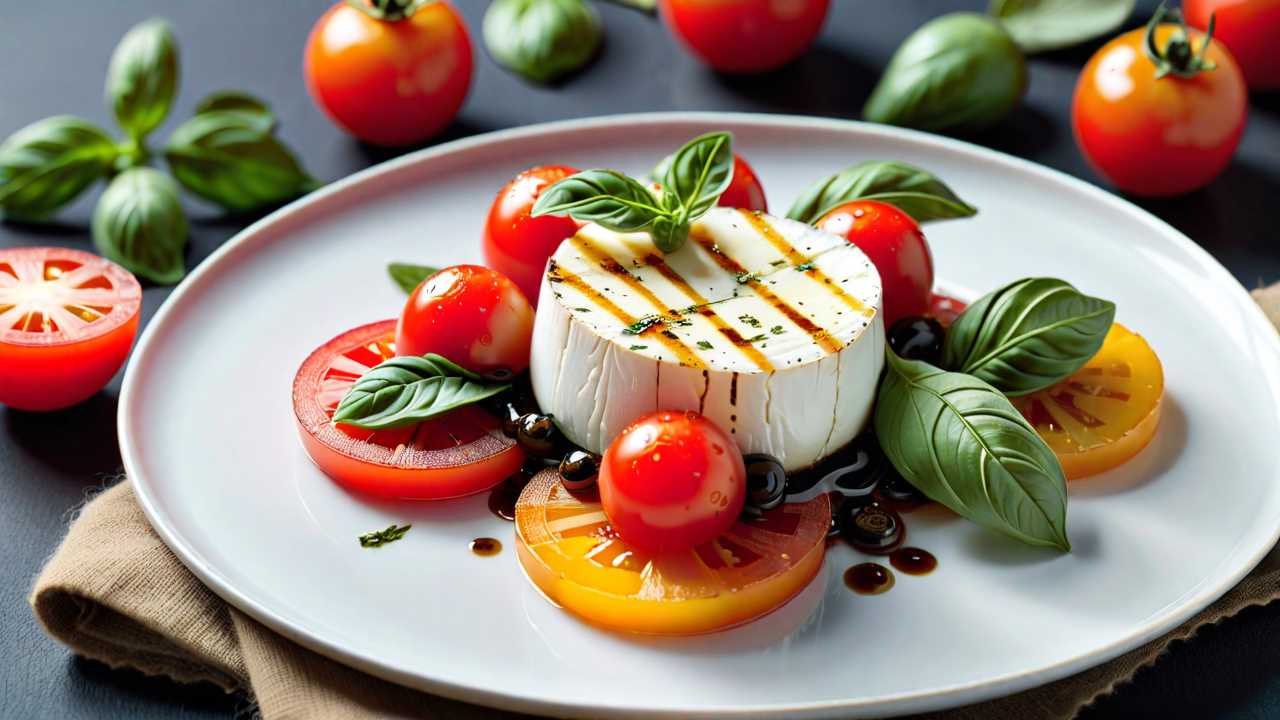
left=574, top=307, right=591, bottom=313
left=736, top=271, right=760, bottom=284
left=696, top=340, right=714, bottom=350
left=738, top=314, right=761, bottom=328
left=796, top=262, right=815, bottom=272
left=770, top=325, right=785, bottom=335
left=744, top=333, right=768, bottom=343
left=770, top=259, right=786, bottom=267
left=359, top=524, right=411, bottom=548
left=623, top=315, right=664, bottom=335
left=629, top=344, right=648, bottom=351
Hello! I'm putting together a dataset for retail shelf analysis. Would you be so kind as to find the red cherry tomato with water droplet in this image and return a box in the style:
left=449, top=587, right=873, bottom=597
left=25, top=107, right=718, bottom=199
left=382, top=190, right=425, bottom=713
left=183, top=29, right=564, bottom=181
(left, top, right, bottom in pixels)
left=816, top=200, right=933, bottom=327
left=482, top=165, right=581, bottom=304
left=395, top=265, right=534, bottom=376
left=599, top=410, right=746, bottom=554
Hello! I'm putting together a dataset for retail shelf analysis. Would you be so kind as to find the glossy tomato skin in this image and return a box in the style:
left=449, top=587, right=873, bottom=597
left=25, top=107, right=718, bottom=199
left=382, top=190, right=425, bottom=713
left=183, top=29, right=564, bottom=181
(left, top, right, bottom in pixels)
left=0, top=247, right=141, bottom=412
left=816, top=201, right=933, bottom=327
left=396, top=264, right=535, bottom=375
left=599, top=410, right=746, bottom=554
left=660, top=0, right=829, bottom=73
left=482, top=165, right=581, bottom=304
left=1072, top=24, right=1247, bottom=197
left=304, top=1, right=472, bottom=146
left=719, top=154, right=768, bottom=212
left=1185, top=0, right=1280, bottom=90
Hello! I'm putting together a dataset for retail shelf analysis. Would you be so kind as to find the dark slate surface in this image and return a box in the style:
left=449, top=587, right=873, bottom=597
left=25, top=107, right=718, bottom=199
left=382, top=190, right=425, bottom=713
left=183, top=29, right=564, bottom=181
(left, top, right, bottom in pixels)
left=2, top=1, right=1278, bottom=718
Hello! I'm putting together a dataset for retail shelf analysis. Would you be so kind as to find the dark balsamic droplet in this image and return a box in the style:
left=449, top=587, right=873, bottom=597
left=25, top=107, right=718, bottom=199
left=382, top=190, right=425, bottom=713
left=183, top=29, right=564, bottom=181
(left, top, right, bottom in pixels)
left=838, top=501, right=904, bottom=555
left=559, top=450, right=601, bottom=490
left=844, top=563, right=894, bottom=595
left=742, top=453, right=786, bottom=516
left=887, top=316, right=945, bottom=365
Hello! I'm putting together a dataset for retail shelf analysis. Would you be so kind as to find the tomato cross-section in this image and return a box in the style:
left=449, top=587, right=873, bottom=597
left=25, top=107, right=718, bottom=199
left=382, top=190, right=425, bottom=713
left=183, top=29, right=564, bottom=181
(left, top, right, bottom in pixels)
left=292, top=320, right=524, bottom=499
left=516, top=470, right=830, bottom=635
left=0, top=247, right=141, bottom=411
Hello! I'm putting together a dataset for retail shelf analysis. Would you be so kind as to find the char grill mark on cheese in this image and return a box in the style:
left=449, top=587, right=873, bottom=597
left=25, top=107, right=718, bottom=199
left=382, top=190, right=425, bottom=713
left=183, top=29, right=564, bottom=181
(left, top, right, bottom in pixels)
left=546, top=262, right=706, bottom=369
left=639, top=252, right=776, bottom=372
left=687, top=228, right=844, bottom=354
left=737, top=209, right=876, bottom=319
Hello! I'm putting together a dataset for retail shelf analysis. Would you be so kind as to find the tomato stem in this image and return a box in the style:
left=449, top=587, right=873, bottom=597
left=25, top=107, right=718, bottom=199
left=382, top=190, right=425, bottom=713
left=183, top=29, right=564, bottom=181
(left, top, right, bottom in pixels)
left=1144, top=2, right=1217, bottom=79
left=345, top=0, right=434, bottom=22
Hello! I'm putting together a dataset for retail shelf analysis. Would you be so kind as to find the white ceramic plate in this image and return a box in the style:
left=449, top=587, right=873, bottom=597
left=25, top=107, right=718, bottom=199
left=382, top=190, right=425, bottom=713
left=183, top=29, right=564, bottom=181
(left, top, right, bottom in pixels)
left=122, top=114, right=1280, bottom=718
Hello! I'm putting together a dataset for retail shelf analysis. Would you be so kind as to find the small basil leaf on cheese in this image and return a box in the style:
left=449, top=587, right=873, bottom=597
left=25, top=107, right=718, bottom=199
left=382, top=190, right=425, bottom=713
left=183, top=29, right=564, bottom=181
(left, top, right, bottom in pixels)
left=874, top=349, right=1071, bottom=551
left=532, top=168, right=664, bottom=231
left=786, top=160, right=977, bottom=225
left=942, top=277, right=1115, bottom=396
left=333, top=354, right=510, bottom=430
left=660, top=131, right=734, bottom=221
left=533, top=132, right=735, bottom=253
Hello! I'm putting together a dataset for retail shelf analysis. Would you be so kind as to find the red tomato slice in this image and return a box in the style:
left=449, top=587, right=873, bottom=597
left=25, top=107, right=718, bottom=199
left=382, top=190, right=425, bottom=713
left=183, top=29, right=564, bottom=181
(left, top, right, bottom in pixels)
left=292, top=320, right=524, bottom=500
left=0, top=247, right=141, bottom=411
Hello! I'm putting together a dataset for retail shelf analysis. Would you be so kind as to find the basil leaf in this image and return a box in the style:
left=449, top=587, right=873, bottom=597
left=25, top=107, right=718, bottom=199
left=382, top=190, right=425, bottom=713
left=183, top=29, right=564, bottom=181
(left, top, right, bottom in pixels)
left=943, top=277, right=1116, bottom=396
left=484, top=0, right=602, bottom=83
left=106, top=19, right=178, bottom=141
left=194, top=91, right=275, bottom=133
left=164, top=110, right=317, bottom=212
left=0, top=116, right=118, bottom=221
left=660, top=131, right=734, bottom=221
left=389, top=262, right=438, bottom=294
left=991, top=0, right=1135, bottom=53
left=92, top=167, right=188, bottom=284
left=785, top=161, right=977, bottom=225
left=531, top=168, right=664, bottom=231
left=333, top=354, right=510, bottom=430
left=875, top=350, right=1070, bottom=551
left=864, top=13, right=1027, bottom=132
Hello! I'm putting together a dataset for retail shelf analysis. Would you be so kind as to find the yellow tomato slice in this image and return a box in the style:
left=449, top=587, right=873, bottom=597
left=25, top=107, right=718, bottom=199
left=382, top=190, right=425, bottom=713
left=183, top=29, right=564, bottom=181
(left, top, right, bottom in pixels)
left=515, top=471, right=829, bottom=635
left=1011, top=323, right=1163, bottom=480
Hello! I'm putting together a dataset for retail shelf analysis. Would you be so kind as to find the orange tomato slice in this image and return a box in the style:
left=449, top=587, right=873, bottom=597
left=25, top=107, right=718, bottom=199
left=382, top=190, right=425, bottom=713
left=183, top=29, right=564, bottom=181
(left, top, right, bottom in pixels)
left=1011, top=324, right=1163, bottom=480
left=515, top=470, right=829, bottom=635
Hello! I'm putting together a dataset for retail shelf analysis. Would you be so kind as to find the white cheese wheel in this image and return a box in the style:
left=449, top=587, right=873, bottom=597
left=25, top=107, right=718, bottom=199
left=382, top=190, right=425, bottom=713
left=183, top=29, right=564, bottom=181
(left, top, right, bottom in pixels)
left=529, top=207, right=884, bottom=471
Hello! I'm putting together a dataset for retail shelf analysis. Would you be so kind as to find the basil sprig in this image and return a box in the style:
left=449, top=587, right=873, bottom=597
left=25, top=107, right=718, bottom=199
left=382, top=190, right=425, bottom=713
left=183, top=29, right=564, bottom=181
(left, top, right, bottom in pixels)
left=533, top=132, right=734, bottom=253
left=106, top=19, right=178, bottom=143
left=990, top=0, right=1136, bottom=54
left=333, top=354, right=510, bottom=430
left=943, top=278, right=1115, bottom=396
left=484, top=0, right=602, bottom=83
left=875, top=350, right=1071, bottom=551
left=0, top=117, right=119, bottom=221
left=0, top=19, right=317, bottom=285
left=786, top=161, right=977, bottom=225
left=388, top=262, right=439, bottom=294
left=864, top=13, right=1027, bottom=132
left=92, top=167, right=188, bottom=284
left=165, top=99, right=317, bottom=213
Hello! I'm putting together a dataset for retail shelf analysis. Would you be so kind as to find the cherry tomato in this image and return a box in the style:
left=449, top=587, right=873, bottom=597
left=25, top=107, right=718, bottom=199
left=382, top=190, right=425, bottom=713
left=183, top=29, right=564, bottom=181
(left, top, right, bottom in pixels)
left=1185, top=0, right=1280, bottom=90
left=0, top=247, right=140, bottom=412
left=599, top=410, right=746, bottom=554
left=396, top=264, right=534, bottom=376
left=1072, top=17, right=1247, bottom=196
left=659, top=0, right=830, bottom=73
left=304, top=0, right=473, bottom=147
left=815, top=201, right=933, bottom=327
left=719, top=154, right=768, bottom=212
left=294, top=320, right=523, bottom=499
left=482, top=165, right=581, bottom=304
left=516, top=469, right=829, bottom=634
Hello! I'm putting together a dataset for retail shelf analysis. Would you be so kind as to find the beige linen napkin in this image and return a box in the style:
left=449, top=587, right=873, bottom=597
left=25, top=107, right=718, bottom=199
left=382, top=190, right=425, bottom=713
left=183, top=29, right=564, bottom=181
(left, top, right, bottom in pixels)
left=30, top=286, right=1280, bottom=720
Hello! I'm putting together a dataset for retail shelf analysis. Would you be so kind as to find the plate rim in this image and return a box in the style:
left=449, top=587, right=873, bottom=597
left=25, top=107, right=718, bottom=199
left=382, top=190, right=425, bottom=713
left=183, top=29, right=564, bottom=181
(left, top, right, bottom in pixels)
left=120, top=111, right=1280, bottom=719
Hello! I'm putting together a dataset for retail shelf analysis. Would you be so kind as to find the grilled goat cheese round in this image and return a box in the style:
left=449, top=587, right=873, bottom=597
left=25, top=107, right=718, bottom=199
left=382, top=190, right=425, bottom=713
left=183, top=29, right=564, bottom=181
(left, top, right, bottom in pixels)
left=530, top=207, right=884, bottom=471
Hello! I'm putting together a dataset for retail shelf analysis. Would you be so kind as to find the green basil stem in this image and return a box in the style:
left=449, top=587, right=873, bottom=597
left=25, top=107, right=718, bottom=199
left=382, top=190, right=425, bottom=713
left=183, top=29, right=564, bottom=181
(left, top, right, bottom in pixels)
left=1144, top=2, right=1217, bottom=79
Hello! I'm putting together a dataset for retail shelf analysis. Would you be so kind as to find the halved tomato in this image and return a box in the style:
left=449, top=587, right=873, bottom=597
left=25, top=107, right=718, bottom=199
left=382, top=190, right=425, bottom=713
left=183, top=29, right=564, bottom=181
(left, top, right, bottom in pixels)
left=0, top=247, right=141, bottom=411
left=1012, top=324, right=1163, bottom=480
left=927, top=293, right=967, bottom=327
left=292, top=320, right=524, bottom=499
left=515, top=470, right=829, bottom=635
